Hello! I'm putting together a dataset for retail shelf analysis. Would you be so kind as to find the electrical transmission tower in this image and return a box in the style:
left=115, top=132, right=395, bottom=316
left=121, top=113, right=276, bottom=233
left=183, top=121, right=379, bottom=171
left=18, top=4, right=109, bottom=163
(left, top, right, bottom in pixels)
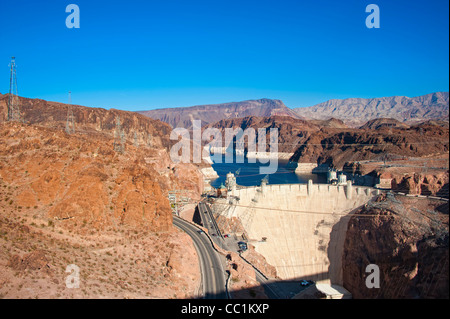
left=65, top=91, right=75, bottom=134
left=114, top=116, right=125, bottom=153
left=7, top=57, right=22, bottom=122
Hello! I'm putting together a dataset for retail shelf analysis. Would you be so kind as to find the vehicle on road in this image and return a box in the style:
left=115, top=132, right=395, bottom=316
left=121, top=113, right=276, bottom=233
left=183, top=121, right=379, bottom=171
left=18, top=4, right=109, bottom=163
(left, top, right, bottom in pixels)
left=300, top=280, right=312, bottom=287
left=238, top=241, right=248, bottom=251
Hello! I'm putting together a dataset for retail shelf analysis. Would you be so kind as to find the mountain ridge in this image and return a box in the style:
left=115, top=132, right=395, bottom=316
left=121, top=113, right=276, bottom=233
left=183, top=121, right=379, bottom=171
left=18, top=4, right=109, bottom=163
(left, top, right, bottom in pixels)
left=138, top=98, right=301, bottom=129
left=294, top=92, right=449, bottom=127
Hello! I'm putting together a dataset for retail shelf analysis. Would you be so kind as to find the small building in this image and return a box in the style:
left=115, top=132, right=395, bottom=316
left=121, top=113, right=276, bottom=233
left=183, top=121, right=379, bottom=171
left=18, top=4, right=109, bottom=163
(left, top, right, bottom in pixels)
left=338, top=173, right=347, bottom=185
left=225, top=172, right=236, bottom=190
left=327, top=169, right=338, bottom=184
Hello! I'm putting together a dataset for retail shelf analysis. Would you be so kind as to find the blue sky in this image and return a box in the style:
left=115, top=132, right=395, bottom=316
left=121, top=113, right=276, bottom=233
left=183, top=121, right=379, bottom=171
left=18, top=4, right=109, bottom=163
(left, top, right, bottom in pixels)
left=0, top=0, right=448, bottom=111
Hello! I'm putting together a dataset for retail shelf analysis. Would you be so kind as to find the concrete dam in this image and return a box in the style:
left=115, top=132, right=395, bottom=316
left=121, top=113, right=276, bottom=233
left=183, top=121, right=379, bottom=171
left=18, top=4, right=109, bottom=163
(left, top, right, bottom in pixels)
left=223, top=181, right=378, bottom=286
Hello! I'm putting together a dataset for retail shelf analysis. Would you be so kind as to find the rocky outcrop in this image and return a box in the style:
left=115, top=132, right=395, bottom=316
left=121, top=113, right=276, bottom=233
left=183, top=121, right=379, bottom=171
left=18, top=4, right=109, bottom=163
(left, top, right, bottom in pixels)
left=342, top=194, right=449, bottom=299
left=8, top=250, right=51, bottom=273
left=389, top=171, right=449, bottom=197
left=291, top=123, right=449, bottom=170
left=226, top=251, right=268, bottom=299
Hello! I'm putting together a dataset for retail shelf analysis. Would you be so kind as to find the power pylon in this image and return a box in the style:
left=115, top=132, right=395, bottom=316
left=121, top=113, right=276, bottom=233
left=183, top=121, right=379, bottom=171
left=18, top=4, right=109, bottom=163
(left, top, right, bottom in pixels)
left=7, top=57, right=22, bottom=122
left=114, top=116, right=125, bottom=153
left=65, top=91, right=75, bottom=134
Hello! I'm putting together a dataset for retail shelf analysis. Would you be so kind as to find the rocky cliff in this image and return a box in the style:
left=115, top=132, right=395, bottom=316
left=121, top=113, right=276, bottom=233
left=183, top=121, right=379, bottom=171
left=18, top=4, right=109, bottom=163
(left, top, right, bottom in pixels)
left=342, top=194, right=449, bottom=299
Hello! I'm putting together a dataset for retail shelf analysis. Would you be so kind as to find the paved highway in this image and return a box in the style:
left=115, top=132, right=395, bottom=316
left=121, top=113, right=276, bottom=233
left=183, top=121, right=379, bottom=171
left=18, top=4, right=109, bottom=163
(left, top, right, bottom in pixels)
left=198, top=202, right=223, bottom=244
left=197, top=202, right=284, bottom=298
left=173, top=216, right=227, bottom=299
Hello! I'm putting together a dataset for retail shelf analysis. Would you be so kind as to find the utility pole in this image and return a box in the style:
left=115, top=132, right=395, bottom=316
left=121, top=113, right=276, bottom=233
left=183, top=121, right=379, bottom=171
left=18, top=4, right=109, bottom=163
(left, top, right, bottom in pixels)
left=7, top=57, right=22, bottom=122
left=65, top=91, right=75, bottom=134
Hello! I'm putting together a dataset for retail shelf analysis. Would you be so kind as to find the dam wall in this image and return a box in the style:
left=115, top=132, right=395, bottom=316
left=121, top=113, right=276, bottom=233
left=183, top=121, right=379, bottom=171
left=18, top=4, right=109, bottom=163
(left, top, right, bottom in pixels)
left=229, top=182, right=378, bottom=285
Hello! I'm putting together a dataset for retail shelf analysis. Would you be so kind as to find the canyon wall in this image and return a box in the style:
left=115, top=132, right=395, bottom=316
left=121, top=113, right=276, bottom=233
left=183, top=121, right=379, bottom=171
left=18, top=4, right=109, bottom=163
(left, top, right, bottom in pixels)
left=342, top=194, right=448, bottom=298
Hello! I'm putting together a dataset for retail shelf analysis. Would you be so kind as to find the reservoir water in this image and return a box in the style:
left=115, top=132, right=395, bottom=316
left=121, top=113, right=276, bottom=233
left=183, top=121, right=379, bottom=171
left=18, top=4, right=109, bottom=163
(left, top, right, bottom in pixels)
left=210, top=154, right=326, bottom=188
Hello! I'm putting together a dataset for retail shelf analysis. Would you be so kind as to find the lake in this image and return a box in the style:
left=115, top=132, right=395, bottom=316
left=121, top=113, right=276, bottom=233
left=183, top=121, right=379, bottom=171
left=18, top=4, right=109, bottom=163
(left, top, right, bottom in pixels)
left=209, top=154, right=326, bottom=188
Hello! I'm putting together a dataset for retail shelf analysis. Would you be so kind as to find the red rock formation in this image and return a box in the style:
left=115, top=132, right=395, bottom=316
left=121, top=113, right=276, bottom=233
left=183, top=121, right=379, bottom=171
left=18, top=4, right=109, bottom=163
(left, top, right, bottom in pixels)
left=390, top=171, right=449, bottom=196
left=0, top=122, right=174, bottom=231
left=292, top=122, right=449, bottom=169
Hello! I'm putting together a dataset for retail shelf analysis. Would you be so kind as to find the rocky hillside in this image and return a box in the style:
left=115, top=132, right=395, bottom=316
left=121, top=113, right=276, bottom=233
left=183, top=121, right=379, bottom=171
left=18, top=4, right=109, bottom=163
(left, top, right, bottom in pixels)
left=0, top=122, right=205, bottom=298
left=138, top=98, right=301, bottom=129
left=359, top=118, right=410, bottom=130
left=204, top=115, right=352, bottom=154
left=0, top=93, right=209, bottom=298
left=203, top=115, right=449, bottom=189
left=0, top=123, right=204, bottom=230
left=294, top=92, right=449, bottom=127
left=291, top=121, right=449, bottom=170
left=0, top=94, right=173, bottom=151
left=343, top=193, right=449, bottom=299
left=204, top=115, right=319, bottom=154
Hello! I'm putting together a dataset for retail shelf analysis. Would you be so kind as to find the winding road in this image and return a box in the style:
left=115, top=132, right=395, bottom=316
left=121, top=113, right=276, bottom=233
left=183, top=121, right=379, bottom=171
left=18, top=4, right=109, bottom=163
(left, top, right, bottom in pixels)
left=173, top=216, right=227, bottom=299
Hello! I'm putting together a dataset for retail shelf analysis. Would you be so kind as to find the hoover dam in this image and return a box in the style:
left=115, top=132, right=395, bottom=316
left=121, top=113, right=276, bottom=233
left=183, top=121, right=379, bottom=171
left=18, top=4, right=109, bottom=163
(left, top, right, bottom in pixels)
left=222, top=180, right=378, bottom=286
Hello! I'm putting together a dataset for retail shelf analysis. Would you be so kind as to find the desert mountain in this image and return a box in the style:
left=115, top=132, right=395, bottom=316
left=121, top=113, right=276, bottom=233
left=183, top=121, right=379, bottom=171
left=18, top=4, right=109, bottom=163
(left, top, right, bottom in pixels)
left=204, top=115, right=321, bottom=154
left=138, top=98, right=301, bottom=129
left=205, top=113, right=449, bottom=186
left=0, top=95, right=207, bottom=298
left=294, top=92, right=449, bottom=127
left=0, top=94, right=205, bottom=229
left=0, top=94, right=173, bottom=151
left=291, top=121, right=449, bottom=170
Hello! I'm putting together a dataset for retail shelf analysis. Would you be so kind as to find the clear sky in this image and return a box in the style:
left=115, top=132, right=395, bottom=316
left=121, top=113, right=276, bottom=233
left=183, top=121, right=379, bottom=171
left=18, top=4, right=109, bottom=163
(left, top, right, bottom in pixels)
left=0, top=0, right=448, bottom=111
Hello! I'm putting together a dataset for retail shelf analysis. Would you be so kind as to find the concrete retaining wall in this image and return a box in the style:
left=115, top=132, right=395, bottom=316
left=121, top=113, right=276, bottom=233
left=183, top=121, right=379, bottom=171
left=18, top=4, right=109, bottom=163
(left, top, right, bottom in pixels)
left=230, top=182, right=377, bottom=285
